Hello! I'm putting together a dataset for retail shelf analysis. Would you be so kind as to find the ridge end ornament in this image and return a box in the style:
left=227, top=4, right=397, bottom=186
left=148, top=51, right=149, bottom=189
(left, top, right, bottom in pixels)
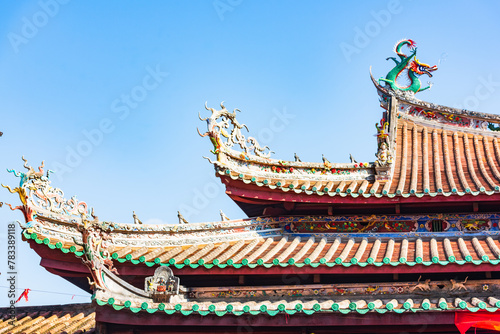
left=378, top=39, right=438, bottom=95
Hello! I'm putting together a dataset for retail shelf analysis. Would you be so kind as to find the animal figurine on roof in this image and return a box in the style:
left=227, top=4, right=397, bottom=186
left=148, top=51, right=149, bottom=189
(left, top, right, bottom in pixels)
left=220, top=210, right=230, bottom=221
left=409, top=275, right=431, bottom=292
left=177, top=211, right=189, bottom=224
left=294, top=153, right=301, bottom=162
left=449, top=277, right=468, bottom=291
left=379, top=39, right=438, bottom=94
left=133, top=211, right=143, bottom=224
left=322, top=154, right=331, bottom=169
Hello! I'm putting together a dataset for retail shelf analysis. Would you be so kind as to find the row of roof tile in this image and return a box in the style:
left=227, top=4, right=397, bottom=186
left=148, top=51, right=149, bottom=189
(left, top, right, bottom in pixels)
left=96, top=295, right=500, bottom=315
left=0, top=303, right=94, bottom=334
left=26, top=230, right=500, bottom=269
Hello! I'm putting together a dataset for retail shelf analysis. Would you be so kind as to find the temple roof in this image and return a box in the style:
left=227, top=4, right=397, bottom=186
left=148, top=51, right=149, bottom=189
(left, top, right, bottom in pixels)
left=198, top=58, right=500, bottom=216
left=5, top=39, right=500, bottom=331
left=0, top=303, right=95, bottom=333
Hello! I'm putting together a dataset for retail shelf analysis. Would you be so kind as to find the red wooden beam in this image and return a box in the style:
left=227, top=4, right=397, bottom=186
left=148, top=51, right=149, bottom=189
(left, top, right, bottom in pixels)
left=96, top=304, right=457, bottom=328
left=223, top=178, right=500, bottom=205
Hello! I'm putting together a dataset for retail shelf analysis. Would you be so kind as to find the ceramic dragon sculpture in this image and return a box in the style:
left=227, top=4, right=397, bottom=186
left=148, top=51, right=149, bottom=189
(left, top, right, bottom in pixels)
left=379, top=39, right=437, bottom=94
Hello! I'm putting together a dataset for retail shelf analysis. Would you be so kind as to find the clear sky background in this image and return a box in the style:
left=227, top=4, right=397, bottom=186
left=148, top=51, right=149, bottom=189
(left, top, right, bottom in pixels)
left=1, top=0, right=500, bottom=306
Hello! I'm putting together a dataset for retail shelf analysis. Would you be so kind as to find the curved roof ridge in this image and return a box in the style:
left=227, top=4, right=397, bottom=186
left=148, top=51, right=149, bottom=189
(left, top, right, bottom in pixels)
left=370, top=70, right=500, bottom=123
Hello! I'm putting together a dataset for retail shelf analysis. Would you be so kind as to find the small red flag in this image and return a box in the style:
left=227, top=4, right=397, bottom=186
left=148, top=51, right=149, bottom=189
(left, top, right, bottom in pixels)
left=15, top=289, right=31, bottom=303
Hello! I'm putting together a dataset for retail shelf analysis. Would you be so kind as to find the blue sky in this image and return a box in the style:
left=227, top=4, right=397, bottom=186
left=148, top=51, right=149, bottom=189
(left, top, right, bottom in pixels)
left=1, top=0, right=500, bottom=306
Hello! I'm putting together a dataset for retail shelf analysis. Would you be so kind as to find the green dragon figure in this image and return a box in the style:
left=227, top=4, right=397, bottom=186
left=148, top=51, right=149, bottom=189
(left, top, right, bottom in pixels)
left=379, top=39, right=437, bottom=94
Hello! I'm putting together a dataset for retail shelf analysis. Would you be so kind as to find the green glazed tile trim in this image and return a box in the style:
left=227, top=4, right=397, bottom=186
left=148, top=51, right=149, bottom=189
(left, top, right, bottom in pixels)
left=96, top=299, right=106, bottom=306
left=95, top=298, right=500, bottom=317
left=112, top=304, right=125, bottom=311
